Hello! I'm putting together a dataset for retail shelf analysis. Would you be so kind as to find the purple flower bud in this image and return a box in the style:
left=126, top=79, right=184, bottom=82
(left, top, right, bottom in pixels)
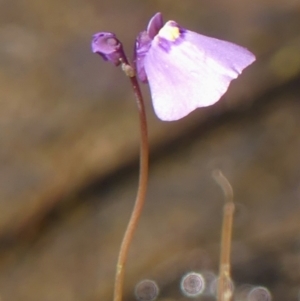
left=135, top=13, right=256, bottom=121
left=91, top=32, right=123, bottom=66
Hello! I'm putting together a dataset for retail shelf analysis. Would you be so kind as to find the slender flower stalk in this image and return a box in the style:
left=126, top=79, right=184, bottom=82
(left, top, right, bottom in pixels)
left=213, top=170, right=235, bottom=301
left=92, top=33, right=149, bottom=301
left=114, top=54, right=149, bottom=301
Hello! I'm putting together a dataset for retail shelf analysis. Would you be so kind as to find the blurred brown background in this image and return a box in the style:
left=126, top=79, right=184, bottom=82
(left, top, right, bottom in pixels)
left=0, top=0, right=300, bottom=300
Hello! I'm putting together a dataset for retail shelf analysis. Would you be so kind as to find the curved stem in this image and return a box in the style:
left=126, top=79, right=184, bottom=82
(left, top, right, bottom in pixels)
left=113, top=58, right=149, bottom=301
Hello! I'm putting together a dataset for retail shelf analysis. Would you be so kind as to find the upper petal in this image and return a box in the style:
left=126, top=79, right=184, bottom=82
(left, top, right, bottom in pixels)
left=147, top=12, right=164, bottom=39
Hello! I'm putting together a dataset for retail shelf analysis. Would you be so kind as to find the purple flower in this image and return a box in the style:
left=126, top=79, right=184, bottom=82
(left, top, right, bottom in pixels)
left=92, top=32, right=123, bottom=66
left=135, top=13, right=256, bottom=121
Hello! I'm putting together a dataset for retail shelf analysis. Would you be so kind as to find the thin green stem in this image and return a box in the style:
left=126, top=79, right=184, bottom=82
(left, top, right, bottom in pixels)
left=113, top=57, right=149, bottom=301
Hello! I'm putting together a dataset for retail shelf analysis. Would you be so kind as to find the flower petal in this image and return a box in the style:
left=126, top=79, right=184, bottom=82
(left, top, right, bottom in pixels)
left=135, top=31, right=152, bottom=83
left=135, top=12, right=164, bottom=83
left=144, top=21, right=255, bottom=121
left=147, top=12, right=164, bottom=39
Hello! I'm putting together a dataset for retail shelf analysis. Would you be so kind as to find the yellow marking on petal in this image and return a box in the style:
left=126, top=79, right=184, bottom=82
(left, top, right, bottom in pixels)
left=158, top=22, right=180, bottom=41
